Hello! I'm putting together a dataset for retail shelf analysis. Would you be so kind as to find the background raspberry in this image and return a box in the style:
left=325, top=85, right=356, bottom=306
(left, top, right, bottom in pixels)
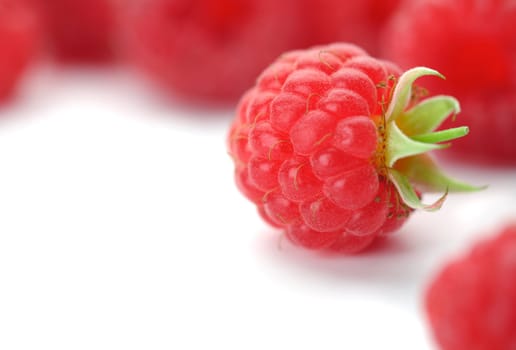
left=304, top=0, right=401, bottom=56
left=425, top=225, right=516, bottom=350
left=122, top=0, right=305, bottom=104
left=0, top=0, right=41, bottom=100
left=381, top=0, right=516, bottom=164
left=35, top=0, right=119, bottom=63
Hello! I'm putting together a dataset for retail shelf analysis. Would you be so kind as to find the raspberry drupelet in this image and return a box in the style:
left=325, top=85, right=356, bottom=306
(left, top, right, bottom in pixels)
left=228, top=43, right=478, bottom=252
left=425, top=224, right=516, bottom=350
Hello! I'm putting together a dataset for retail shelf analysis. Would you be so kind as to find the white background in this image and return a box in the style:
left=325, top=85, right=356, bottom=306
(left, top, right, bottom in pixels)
left=0, top=65, right=515, bottom=350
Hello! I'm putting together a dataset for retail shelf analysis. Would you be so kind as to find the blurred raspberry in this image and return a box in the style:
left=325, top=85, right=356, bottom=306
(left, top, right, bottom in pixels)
left=0, top=0, right=41, bottom=101
left=36, top=0, right=118, bottom=63
left=122, top=0, right=305, bottom=104
left=382, top=0, right=516, bottom=164
left=425, top=224, right=516, bottom=350
left=304, top=0, right=401, bottom=55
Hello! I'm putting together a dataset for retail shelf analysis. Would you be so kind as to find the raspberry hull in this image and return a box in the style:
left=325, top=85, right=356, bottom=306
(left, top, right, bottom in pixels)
left=425, top=225, right=516, bottom=350
left=228, top=43, right=474, bottom=252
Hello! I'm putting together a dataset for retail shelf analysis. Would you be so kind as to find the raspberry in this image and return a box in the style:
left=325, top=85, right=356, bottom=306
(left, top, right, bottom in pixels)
left=122, top=0, right=305, bottom=104
left=0, top=0, right=41, bottom=100
left=381, top=0, right=516, bottom=164
left=228, top=43, right=478, bottom=252
left=36, top=0, right=118, bottom=62
left=304, top=0, right=401, bottom=55
left=425, top=225, right=516, bottom=350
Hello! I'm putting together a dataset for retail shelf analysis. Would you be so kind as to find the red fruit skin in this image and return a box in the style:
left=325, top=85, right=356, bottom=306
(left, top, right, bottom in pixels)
left=382, top=0, right=516, bottom=164
left=303, top=0, right=401, bottom=55
left=425, top=225, right=516, bottom=350
left=35, top=0, right=118, bottom=62
left=122, top=0, right=305, bottom=104
left=228, top=43, right=413, bottom=252
left=0, top=0, right=41, bottom=100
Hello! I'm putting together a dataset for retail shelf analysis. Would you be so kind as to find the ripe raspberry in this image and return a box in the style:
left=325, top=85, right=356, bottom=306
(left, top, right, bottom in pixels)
left=0, top=0, right=41, bottom=100
left=304, top=0, right=401, bottom=55
left=381, top=0, right=516, bottom=164
left=36, top=0, right=118, bottom=62
left=122, top=0, right=305, bottom=104
left=425, top=225, right=516, bottom=350
left=228, top=43, right=478, bottom=252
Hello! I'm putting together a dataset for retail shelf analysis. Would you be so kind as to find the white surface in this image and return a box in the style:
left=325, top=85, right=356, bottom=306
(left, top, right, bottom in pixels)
left=0, top=66, right=515, bottom=350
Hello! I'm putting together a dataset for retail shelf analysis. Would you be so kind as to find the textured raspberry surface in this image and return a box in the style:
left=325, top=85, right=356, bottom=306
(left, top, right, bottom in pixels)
left=425, top=225, right=516, bottom=350
left=0, top=0, right=41, bottom=100
left=228, top=43, right=413, bottom=252
left=304, top=0, right=401, bottom=56
left=382, top=0, right=516, bottom=164
left=122, top=0, right=305, bottom=104
left=36, top=0, right=118, bottom=62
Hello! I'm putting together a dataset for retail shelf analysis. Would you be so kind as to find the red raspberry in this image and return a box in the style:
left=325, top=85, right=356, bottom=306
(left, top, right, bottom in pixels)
left=381, top=0, right=516, bottom=164
left=122, top=0, right=305, bottom=104
left=0, top=0, right=41, bottom=100
left=36, top=0, right=118, bottom=62
left=228, top=43, right=478, bottom=252
left=425, top=225, right=516, bottom=350
left=304, top=0, right=401, bottom=55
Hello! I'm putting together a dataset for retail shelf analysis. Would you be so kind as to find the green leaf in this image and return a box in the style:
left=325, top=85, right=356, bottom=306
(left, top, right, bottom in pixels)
left=397, top=95, right=461, bottom=135
left=386, top=122, right=447, bottom=167
left=388, top=169, right=448, bottom=211
left=385, top=67, right=444, bottom=122
left=394, top=154, right=486, bottom=193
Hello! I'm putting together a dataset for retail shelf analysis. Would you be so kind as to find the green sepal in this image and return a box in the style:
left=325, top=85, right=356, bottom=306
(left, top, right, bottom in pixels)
left=388, top=168, right=448, bottom=211
left=394, top=154, right=486, bottom=193
left=386, top=67, right=444, bottom=122
left=386, top=122, right=447, bottom=167
left=411, top=127, right=469, bottom=144
left=397, top=95, right=461, bottom=135
left=381, top=66, right=483, bottom=211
